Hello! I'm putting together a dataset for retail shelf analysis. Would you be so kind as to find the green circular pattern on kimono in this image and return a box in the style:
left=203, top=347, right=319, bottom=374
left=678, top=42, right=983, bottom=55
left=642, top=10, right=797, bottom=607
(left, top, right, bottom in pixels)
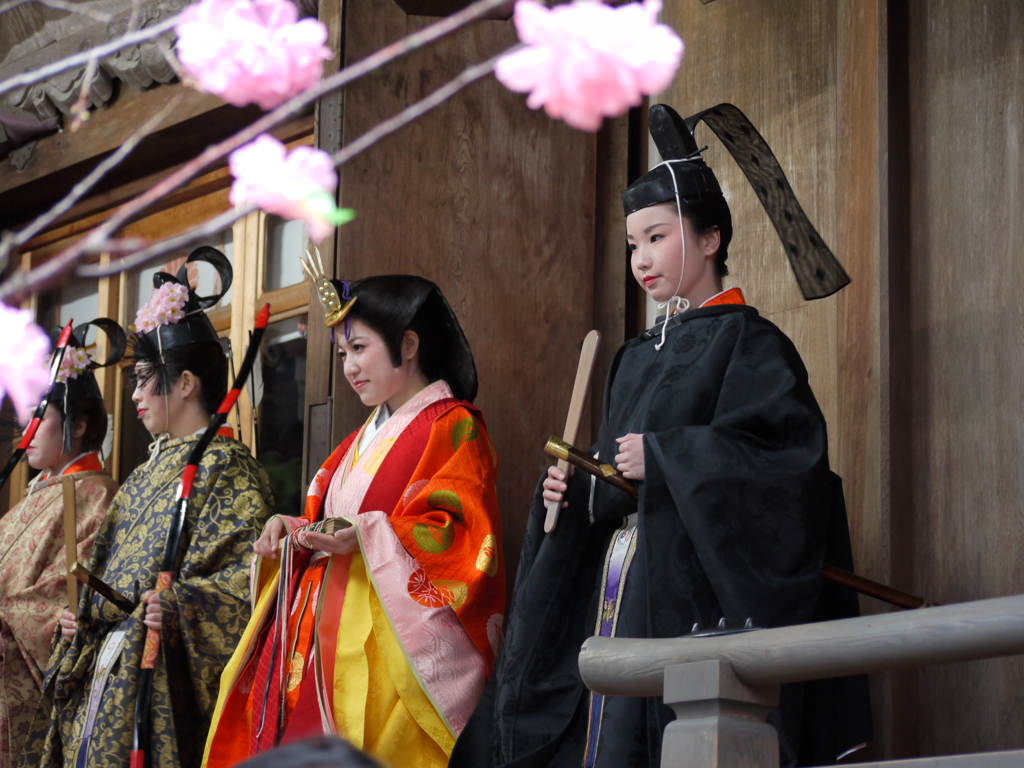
left=451, top=416, right=479, bottom=451
left=413, top=519, right=456, bottom=553
left=427, top=489, right=463, bottom=515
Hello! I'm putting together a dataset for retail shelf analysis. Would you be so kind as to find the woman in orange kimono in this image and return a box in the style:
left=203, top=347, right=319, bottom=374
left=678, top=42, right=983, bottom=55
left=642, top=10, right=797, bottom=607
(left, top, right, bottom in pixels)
left=204, top=274, right=504, bottom=768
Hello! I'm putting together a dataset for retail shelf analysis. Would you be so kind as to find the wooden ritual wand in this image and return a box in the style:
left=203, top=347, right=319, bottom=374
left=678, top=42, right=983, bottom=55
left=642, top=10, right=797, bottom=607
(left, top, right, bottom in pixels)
left=545, top=330, right=600, bottom=533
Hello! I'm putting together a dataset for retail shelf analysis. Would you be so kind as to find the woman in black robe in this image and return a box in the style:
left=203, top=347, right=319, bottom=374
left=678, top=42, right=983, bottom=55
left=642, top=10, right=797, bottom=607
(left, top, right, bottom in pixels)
left=450, top=104, right=872, bottom=768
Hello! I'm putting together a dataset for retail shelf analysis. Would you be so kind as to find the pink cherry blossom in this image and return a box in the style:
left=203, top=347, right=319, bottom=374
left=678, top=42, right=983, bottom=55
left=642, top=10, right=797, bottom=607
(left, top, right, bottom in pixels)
left=229, top=134, right=355, bottom=242
left=175, top=0, right=333, bottom=111
left=0, top=304, right=52, bottom=425
left=496, top=0, right=684, bottom=132
left=136, top=282, right=189, bottom=333
left=57, top=347, right=93, bottom=383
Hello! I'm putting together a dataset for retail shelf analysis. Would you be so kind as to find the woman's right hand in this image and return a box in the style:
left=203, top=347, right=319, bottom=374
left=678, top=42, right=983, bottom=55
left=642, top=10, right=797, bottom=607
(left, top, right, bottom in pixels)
left=254, top=516, right=299, bottom=559
left=59, top=609, right=77, bottom=639
left=542, top=465, right=574, bottom=509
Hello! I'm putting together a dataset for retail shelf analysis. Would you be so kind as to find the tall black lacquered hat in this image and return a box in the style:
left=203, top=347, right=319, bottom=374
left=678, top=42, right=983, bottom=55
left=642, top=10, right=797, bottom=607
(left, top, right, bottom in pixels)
left=130, top=246, right=232, bottom=355
left=622, top=103, right=850, bottom=300
left=51, top=318, right=127, bottom=453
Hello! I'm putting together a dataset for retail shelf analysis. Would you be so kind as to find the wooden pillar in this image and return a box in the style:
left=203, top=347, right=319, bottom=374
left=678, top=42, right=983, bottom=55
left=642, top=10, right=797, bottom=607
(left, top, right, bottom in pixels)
left=660, top=661, right=779, bottom=768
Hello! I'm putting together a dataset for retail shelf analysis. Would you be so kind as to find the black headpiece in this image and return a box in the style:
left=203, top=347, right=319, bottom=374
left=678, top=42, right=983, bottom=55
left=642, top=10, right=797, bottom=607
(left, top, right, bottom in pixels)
left=622, top=103, right=850, bottom=300
left=51, top=318, right=127, bottom=454
left=132, top=246, right=232, bottom=353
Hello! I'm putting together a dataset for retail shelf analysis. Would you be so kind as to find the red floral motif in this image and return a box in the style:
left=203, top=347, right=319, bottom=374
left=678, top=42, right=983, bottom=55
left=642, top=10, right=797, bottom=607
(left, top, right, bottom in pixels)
left=407, top=567, right=447, bottom=608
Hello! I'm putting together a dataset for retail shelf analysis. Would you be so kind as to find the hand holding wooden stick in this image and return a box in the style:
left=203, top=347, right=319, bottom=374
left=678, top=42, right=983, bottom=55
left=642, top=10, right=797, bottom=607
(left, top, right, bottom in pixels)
left=545, top=331, right=601, bottom=533
left=543, top=435, right=938, bottom=611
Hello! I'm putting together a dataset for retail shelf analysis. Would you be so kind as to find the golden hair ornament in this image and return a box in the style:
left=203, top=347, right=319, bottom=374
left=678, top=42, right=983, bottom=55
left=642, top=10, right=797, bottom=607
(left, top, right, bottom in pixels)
left=300, top=246, right=356, bottom=328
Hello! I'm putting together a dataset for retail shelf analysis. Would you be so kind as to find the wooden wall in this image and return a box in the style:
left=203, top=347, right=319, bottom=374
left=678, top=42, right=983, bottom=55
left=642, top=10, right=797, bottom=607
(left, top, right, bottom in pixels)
left=907, top=0, right=1024, bottom=756
left=662, top=0, right=1024, bottom=760
left=311, top=0, right=616, bottom=591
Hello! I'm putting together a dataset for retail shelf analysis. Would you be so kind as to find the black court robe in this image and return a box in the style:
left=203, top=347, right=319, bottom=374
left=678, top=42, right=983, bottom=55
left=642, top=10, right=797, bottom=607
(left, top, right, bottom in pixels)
left=451, top=303, right=873, bottom=768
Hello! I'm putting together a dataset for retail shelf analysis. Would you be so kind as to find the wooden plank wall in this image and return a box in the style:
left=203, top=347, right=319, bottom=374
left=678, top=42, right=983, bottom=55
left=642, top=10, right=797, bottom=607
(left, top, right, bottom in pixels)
left=325, top=0, right=600, bottom=588
left=907, top=0, right=1024, bottom=756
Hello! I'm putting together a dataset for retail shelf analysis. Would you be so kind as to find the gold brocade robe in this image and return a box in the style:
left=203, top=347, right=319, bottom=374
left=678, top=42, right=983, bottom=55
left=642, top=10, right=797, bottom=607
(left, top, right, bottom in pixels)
left=20, top=434, right=273, bottom=768
left=0, top=467, right=115, bottom=768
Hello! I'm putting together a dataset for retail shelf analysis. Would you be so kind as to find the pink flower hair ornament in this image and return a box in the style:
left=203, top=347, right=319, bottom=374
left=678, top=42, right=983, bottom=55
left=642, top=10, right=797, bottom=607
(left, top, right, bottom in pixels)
left=135, top=282, right=189, bottom=334
left=56, top=347, right=94, bottom=384
left=0, top=304, right=53, bottom=425
left=175, top=0, right=334, bottom=111
left=229, top=134, right=355, bottom=242
left=496, top=0, right=684, bottom=132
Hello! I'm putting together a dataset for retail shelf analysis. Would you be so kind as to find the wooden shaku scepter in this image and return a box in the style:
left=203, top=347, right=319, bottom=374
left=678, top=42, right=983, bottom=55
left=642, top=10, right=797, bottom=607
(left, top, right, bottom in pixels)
left=0, top=320, right=75, bottom=492
left=544, top=435, right=939, bottom=612
left=130, top=304, right=270, bottom=768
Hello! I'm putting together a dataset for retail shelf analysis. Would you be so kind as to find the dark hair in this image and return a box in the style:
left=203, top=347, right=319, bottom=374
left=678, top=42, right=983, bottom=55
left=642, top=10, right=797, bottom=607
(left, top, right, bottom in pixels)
left=54, top=398, right=108, bottom=453
left=235, top=737, right=384, bottom=768
left=128, top=338, right=228, bottom=416
left=346, top=275, right=478, bottom=403
left=672, top=195, right=733, bottom=278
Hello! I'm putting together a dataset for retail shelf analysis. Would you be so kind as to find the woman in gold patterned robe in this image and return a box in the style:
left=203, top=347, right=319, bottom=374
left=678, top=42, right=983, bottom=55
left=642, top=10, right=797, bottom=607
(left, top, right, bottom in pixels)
left=20, top=249, right=274, bottom=768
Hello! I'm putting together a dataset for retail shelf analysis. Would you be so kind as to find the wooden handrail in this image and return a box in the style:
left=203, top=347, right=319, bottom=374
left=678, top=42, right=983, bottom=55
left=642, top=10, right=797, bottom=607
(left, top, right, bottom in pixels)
left=579, top=593, right=1024, bottom=697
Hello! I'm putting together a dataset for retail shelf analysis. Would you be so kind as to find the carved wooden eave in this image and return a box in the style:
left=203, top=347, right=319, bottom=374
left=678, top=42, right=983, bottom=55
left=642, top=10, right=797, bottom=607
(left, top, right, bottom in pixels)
left=0, top=0, right=186, bottom=150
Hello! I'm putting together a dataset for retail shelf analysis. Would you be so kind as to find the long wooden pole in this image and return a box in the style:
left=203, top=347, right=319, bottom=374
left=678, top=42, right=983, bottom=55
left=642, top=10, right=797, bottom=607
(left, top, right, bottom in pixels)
left=62, top=476, right=79, bottom=616
left=544, top=435, right=937, bottom=611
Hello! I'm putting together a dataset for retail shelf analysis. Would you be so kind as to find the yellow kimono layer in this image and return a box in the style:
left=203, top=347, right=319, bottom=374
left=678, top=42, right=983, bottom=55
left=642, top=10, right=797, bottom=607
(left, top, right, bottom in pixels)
left=204, top=381, right=505, bottom=768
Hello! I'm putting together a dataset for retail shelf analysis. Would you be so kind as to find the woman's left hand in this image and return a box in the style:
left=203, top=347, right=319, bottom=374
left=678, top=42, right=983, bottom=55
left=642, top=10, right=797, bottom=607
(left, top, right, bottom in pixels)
left=142, top=590, right=162, bottom=631
left=300, top=526, right=359, bottom=555
left=615, top=433, right=646, bottom=480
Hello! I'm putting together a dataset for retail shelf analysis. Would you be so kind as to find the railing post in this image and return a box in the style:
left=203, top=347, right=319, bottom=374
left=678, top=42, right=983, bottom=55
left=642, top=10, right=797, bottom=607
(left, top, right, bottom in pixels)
left=660, top=660, right=780, bottom=768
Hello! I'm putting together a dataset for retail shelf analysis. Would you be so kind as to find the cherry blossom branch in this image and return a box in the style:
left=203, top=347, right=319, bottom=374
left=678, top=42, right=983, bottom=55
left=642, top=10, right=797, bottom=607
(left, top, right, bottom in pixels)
left=0, top=16, right=178, bottom=97
left=68, top=56, right=100, bottom=133
left=0, top=94, right=184, bottom=265
left=79, top=51, right=506, bottom=278
left=0, top=0, right=508, bottom=303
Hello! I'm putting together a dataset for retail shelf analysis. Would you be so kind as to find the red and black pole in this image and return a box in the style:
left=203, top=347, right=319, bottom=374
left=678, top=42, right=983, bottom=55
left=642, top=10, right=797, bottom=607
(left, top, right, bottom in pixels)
left=130, top=304, right=270, bottom=768
left=0, top=319, right=75, bottom=492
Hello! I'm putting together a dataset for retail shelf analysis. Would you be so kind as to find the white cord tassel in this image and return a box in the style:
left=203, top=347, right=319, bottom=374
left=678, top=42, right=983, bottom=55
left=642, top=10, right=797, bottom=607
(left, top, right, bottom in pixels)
left=653, top=160, right=691, bottom=351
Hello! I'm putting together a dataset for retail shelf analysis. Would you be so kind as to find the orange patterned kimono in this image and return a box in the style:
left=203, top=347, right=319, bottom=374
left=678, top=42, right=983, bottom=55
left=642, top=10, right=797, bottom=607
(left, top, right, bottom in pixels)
left=0, top=454, right=115, bottom=768
left=204, top=381, right=504, bottom=768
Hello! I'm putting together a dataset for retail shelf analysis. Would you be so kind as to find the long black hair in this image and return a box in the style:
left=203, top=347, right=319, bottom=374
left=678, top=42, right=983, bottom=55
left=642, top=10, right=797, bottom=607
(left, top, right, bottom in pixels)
left=346, top=276, right=478, bottom=403
left=127, top=334, right=228, bottom=416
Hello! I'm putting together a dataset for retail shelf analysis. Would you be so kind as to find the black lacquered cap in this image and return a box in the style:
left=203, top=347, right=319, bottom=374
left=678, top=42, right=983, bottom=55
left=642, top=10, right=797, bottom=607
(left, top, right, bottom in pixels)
left=622, top=103, right=850, bottom=300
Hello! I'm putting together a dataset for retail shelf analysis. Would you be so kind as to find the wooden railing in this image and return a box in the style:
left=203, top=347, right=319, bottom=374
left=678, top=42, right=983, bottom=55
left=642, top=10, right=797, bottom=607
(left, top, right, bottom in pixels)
left=578, top=594, right=1024, bottom=768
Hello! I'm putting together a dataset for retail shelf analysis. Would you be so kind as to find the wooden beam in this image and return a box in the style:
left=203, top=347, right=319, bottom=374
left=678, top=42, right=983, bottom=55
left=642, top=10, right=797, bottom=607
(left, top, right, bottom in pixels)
left=580, top=592, right=1024, bottom=696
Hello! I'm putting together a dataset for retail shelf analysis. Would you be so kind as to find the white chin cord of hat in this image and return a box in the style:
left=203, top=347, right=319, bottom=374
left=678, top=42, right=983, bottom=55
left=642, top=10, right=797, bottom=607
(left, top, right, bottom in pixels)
left=654, top=160, right=690, bottom=351
left=146, top=330, right=171, bottom=468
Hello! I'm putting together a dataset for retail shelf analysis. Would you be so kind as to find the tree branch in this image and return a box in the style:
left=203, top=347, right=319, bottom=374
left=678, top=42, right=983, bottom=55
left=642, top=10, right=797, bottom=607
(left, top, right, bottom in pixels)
left=0, top=0, right=509, bottom=303
left=79, top=53, right=505, bottom=279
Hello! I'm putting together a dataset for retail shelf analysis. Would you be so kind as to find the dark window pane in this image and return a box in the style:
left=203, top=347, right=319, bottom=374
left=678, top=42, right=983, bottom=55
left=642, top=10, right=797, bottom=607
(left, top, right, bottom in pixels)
left=257, top=315, right=308, bottom=516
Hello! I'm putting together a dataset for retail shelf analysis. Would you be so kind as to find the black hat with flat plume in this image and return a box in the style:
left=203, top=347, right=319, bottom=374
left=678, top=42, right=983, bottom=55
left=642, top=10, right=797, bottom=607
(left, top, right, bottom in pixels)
left=51, top=318, right=127, bottom=454
left=622, top=103, right=850, bottom=300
